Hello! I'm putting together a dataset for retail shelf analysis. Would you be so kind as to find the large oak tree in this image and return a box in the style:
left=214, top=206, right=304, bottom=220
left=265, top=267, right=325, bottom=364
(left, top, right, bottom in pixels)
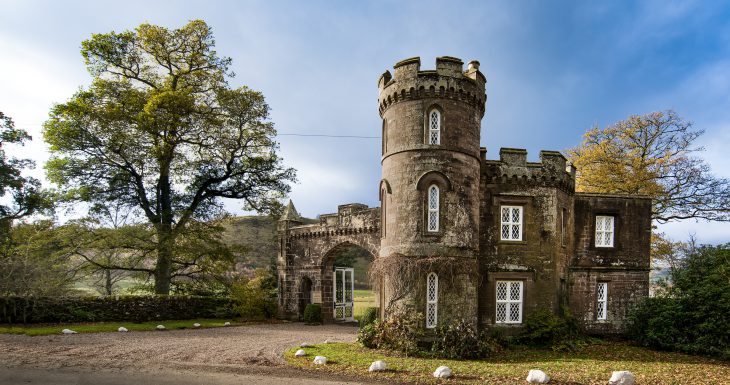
left=567, top=110, right=730, bottom=224
left=44, top=20, right=295, bottom=294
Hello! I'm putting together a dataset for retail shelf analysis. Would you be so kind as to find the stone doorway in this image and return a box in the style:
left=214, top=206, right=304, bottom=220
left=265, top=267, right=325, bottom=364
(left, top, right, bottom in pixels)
left=298, top=276, right=313, bottom=320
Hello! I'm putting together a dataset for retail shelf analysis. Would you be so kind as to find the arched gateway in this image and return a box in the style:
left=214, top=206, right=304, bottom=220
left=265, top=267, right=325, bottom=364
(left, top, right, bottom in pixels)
left=277, top=201, right=379, bottom=322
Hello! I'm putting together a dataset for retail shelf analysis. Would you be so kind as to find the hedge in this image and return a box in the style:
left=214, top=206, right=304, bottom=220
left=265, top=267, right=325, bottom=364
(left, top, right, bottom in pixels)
left=0, top=295, right=238, bottom=324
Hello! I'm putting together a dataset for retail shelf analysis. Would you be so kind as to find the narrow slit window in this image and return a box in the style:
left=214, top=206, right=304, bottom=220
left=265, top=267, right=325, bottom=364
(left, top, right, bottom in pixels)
left=426, top=272, right=438, bottom=328
left=496, top=280, right=523, bottom=324
left=500, top=206, right=523, bottom=241
left=428, top=109, right=440, bottom=145
left=595, top=216, right=614, bottom=247
left=597, top=282, right=608, bottom=320
left=427, top=185, right=439, bottom=232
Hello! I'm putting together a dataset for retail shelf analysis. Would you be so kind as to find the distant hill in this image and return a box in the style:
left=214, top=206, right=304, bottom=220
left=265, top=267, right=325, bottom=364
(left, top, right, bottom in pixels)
left=220, top=215, right=317, bottom=274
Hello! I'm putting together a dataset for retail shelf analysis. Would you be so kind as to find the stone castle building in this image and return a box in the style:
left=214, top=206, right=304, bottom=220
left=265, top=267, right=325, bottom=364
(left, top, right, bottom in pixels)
left=277, top=56, right=651, bottom=334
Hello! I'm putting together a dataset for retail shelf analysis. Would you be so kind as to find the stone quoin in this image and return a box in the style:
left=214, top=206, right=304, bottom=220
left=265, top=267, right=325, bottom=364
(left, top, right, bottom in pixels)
left=277, top=57, right=651, bottom=334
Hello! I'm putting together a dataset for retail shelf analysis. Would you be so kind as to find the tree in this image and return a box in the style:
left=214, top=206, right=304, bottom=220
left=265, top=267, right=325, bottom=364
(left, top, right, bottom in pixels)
left=567, top=110, right=730, bottom=224
left=0, top=220, right=79, bottom=296
left=43, top=20, right=295, bottom=294
left=628, top=242, right=730, bottom=358
left=0, top=112, right=49, bottom=233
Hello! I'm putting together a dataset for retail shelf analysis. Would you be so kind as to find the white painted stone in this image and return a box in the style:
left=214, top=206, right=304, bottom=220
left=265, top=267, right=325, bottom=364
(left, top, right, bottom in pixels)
left=61, top=329, right=77, bottom=334
left=118, top=327, right=128, bottom=332
left=526, top=369, right=550, bottom=383
left=368, top=360, right=387, bottom=372
left=156, top=325, right=165, bottom=330
left=433, top=366, right=452, bottom=378
left=193, top=323, right=201, bottom=328
left=294, top=349, right=307, bottom=357
left=300, top=342, right=312, bottom=348
left=223, top=322, right=231, bottom=326
left=608, top=371, right=635, bottom=385
left=313, top=356, right=327, bottom=365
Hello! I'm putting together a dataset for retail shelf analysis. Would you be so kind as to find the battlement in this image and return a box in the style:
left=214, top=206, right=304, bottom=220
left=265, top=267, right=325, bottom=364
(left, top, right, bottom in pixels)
left=482, top=147, right=576, bottom=193
left=378, top=56, right=487, bottom=117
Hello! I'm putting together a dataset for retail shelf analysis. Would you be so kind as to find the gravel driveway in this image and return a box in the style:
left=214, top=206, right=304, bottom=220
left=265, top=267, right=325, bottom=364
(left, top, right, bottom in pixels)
left=0, top=322, right=360, bottom=380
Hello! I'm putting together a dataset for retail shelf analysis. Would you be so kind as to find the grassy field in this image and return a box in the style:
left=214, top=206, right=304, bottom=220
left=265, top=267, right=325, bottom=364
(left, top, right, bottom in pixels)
left=285, top=341, right=730, bottom=385
left=0, top=318, right=240, bottom=336
left=353, top=289, right=376, bottom=319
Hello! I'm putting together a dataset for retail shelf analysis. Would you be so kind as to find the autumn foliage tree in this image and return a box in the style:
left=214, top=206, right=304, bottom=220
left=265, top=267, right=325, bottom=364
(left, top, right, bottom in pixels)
left=567, top=110, right=730, bottom=224
left=43, top=20, right=295, bottom=294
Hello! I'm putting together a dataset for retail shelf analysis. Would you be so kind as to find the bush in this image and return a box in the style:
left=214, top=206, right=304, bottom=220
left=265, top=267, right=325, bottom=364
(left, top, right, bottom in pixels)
left=0, top=295, right=237, bottom=324
left=432, top=319, right=502, bottom=359
left=230, top=269, right=277, bottom=321
left=515, top=309, right=585, bottom=351
left=628, top=243, right=730, bottom=358
left=303, top=303, right=322, bottom=324
left=364, top=309, right=424, bottom=356
left=357, top=320, right=378, bottom=348
left=358, top=307, right=379, bottom=328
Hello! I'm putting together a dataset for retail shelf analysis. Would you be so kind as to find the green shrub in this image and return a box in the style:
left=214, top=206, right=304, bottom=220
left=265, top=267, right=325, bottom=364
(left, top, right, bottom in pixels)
left=357, top=320, right=378, bottom=348
left=628, top=243, right=730, bottom=358
left=516, top=309, right=585, bottom=351
left=303, top=303, right=322, bottom=324
left=230, top=269, right=277, bottom=321
left=432, top=319, right=502, bottom=359
left=369, top=309, right=424, bottom=356
left=358, top=307, right=379, bottom=328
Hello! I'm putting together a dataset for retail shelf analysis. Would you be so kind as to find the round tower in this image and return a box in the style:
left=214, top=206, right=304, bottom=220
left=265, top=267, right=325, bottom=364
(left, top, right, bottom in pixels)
left=377, top=56, right=486, bottom=326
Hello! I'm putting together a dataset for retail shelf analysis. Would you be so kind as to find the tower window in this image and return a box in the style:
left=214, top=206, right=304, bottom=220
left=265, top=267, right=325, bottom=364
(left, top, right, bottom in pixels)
left=426, top=272, right=438, bottom=328
left=496, top=280, right=523, bottom=324
left=597, top=282, right=608, bottom=320
left=500, top=205, right=523, bottom=241
left=427, top=185, right=439, bottom=232
left=428, top=109, right=440, bottom=145
left=595, top=215, right=614, bottom=247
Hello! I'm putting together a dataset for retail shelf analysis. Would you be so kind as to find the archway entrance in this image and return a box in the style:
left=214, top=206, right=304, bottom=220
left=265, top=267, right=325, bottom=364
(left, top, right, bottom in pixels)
left=298, top=276, right=313, bottom=320
left=326, top=243, right=376, bottom=323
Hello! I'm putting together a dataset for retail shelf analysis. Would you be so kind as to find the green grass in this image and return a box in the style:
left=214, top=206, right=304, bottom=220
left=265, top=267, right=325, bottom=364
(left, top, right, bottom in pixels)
left=0, top=318, right=240, bottom=336
left=353, top=290, right=376, bottom=319
left=285, top=342, right=730, bottom=385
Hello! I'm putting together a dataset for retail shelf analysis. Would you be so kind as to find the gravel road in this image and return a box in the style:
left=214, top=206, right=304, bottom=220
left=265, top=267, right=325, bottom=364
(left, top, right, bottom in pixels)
left=0, top=322, right=368, bottom=384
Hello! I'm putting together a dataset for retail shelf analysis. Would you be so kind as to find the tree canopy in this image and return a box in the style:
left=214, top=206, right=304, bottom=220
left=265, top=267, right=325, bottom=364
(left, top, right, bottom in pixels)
left=0, top=112, right=49, bottom=231
left=43, top=20, right=295, bottom=294
left=568, top=110, right=730, bottom=224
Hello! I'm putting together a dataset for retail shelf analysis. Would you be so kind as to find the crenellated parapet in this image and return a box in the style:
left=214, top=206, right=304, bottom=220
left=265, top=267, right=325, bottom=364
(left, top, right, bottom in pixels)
left=482, top=147, right=576, bottom=193
left=287, top=203, right=380, bottom=240
left=378, top=56, right=487, bottom=117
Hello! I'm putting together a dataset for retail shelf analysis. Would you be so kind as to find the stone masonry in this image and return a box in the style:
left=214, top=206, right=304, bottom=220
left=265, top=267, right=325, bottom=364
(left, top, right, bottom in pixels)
left=277, top=57, right=651, bottom=334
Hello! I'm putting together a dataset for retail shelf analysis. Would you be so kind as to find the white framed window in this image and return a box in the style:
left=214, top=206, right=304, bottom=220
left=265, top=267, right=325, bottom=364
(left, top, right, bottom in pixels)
left=427, top=185, right=439, bottom=232
left=428, top=109, right=440, bottom=145
left=496, top=280, right=523, bottom=324
left=597, top=282, right=608, bottom=320
left=500, top=206, right=523, bottom=241
left=595, top=215, right=614, bottom=247
left=426, top=272, right=438, bottom=328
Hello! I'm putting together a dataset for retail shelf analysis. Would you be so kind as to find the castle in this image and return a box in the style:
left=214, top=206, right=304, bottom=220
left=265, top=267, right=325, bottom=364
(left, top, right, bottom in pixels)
left=277, top=56, right=651, bottom=334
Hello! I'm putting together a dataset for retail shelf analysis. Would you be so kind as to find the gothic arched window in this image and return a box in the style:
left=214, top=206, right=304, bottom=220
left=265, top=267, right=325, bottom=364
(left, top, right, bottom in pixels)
left=428, top=109, right=441, bottom=145
left=426, top=272, right=438, bottom=328
left=427, top=185, right=439, bottom=232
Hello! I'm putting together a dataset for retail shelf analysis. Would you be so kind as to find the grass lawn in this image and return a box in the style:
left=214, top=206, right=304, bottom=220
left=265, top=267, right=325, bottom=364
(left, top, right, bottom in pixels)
left=0, top=318, right=241, bottom=336
left=285, top=341, right=730, bottom=385
left=353, top=290, right=376, bottom=319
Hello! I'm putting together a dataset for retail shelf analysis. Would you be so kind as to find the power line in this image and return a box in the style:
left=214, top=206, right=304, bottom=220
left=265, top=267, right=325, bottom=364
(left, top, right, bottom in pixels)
left=277, top=133, right=380, bottom=139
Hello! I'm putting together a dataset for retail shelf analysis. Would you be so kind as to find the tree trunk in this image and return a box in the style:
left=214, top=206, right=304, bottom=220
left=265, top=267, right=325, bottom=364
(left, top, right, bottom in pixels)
left=155, top=165, right=174, bottom=295
left=105, top=270, right=112, bottom=296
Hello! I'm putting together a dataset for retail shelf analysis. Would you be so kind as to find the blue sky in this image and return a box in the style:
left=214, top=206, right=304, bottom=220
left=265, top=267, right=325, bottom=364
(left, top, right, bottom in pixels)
left=1, top=0, right=728, bottom=243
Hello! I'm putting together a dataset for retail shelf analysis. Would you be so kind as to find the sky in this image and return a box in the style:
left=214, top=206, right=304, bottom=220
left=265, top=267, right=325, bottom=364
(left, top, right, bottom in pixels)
left=1, top=0, right=729, bottom=244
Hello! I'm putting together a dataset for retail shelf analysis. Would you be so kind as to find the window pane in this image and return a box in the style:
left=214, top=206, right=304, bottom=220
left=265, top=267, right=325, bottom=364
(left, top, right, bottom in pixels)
left=429, top=186, right=438, bottom=209
left=512, top=225, right=519, bottom=240
left=430, top=111, right=439, bottom=130
left=496, top=281, right=507, bottom=301
left=502, top=207, right=509, bottom=222
left=509, top=282, right=521, bottom=301
left=512, top=208, right=520, bottom=223
left=502, top=224, right=509, bottom=239
left=496, top=303, right=506, bottom=322
left=509, top=303, right=520, bottom=322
